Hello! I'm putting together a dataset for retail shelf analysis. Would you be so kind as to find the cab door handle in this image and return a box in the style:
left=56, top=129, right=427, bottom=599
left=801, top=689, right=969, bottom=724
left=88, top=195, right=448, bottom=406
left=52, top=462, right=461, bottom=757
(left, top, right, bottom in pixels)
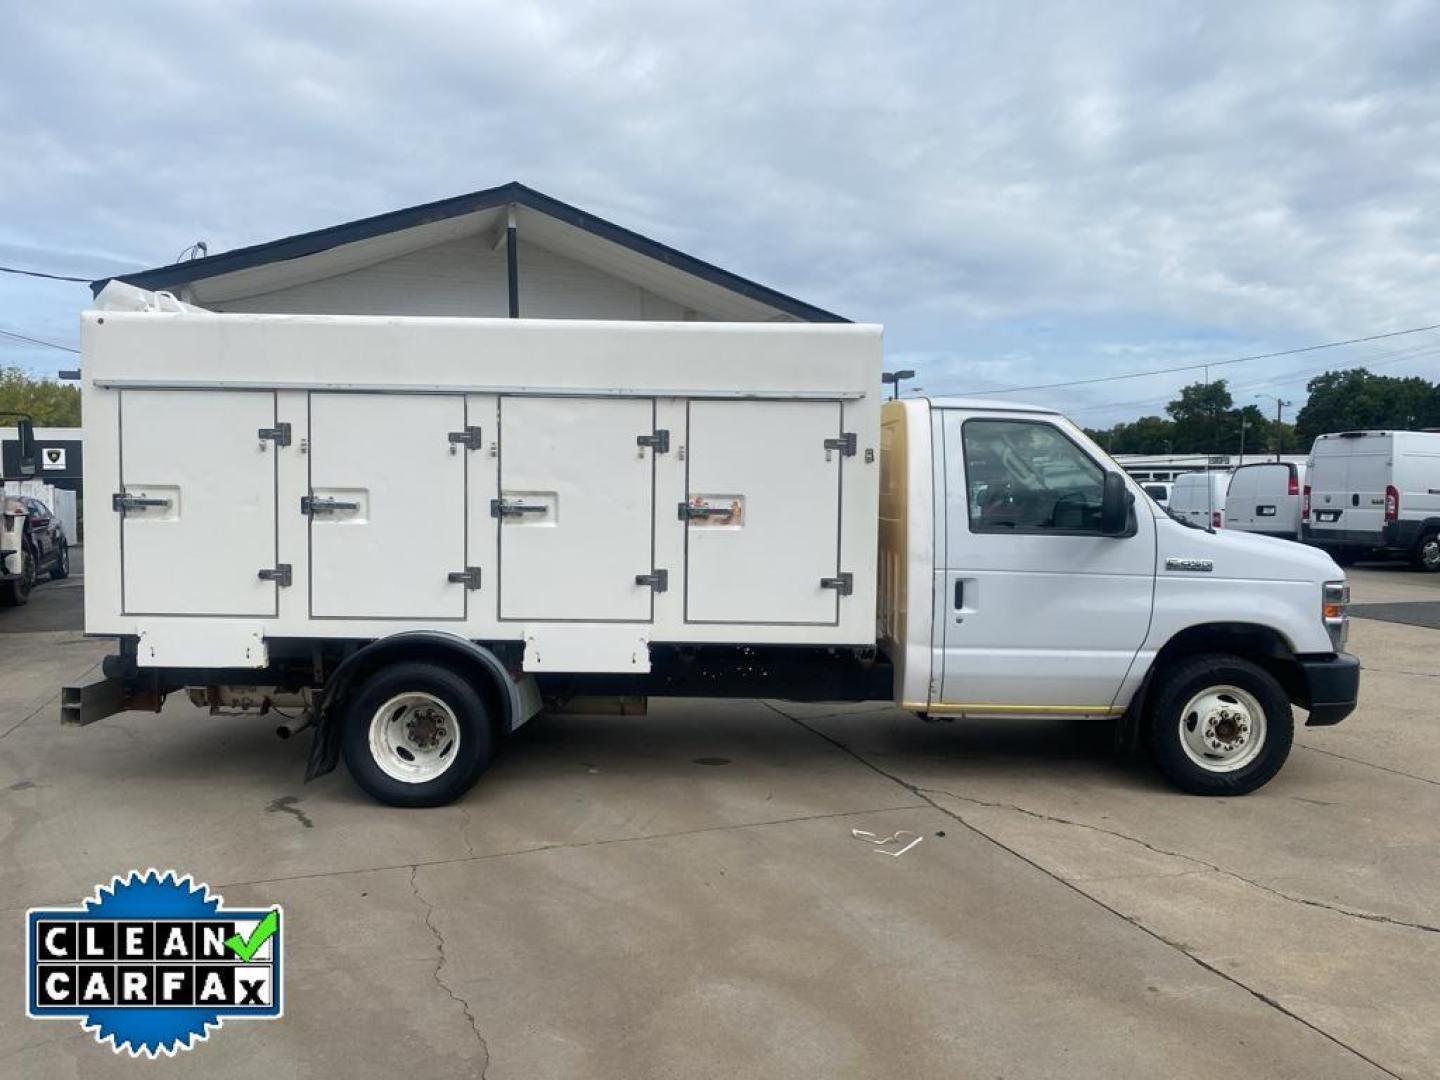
left=954, top=580, right=964, bottom=608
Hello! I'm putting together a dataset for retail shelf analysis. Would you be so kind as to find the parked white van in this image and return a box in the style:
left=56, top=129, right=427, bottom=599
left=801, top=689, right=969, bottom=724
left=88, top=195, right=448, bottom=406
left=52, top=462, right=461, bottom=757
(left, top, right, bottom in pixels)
left=1140, top=481, right=1172, bottom=508
left=1167, top=471, right=1230, bottom=529
left=1226, top=462, right=1307, bottom=540
left=1302, top=431, right=1440, bottom=570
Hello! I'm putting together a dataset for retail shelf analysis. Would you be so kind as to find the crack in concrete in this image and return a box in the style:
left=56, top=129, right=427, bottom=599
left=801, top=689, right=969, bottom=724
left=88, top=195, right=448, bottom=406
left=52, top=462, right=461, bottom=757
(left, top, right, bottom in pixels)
left=1298, top=744, right=1440, bottom=788
left=917, top=786, right=1440, bottom=936
left=766, top=703, right=1407, bottom=1080
left=410, top=865, right=491, bottom=1078
left=457, top=803, right=477, bottom=860
left=175, top=804, right=922, bottom=897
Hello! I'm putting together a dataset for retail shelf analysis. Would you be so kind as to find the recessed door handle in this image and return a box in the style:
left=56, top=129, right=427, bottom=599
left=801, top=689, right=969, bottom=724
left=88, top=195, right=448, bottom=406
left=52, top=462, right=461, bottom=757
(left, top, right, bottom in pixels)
left=954, top=580, right=964, bottom=608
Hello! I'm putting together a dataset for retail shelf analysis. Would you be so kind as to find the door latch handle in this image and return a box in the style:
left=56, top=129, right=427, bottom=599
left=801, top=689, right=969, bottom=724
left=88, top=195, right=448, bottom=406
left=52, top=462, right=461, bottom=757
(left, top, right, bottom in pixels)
left=954, top=580, right=964, bottom=608
left=301, top=496, right=360, bottom=515
left=112, top=493, right=172, bottom=514
left=820, top=572, right=854, bottom=596
left=258, top=564, right=292, bottom=587
left=491, top=499, right=548, bottom=518
left=678, top=503, right=734, bottom=520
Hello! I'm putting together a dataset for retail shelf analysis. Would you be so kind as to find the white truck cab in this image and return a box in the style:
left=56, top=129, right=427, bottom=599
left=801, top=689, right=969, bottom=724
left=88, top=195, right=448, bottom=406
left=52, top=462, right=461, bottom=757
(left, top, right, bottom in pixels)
left=881, top=399, right=1357, bottom=795
left=67, top=292, right=1360, bottom=804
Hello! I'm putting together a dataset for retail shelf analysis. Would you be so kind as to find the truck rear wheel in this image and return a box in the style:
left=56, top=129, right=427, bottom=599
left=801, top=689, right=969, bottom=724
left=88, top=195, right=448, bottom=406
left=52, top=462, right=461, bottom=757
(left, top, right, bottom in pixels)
left=341, top=661, right=496, bottom=807
left=1143, top=654, right=1293, bottom=795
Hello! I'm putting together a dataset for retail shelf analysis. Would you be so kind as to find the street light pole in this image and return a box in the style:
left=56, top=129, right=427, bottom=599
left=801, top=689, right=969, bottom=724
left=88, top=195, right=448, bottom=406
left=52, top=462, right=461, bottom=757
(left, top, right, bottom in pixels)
left=882, top=369, right=916, bottom=401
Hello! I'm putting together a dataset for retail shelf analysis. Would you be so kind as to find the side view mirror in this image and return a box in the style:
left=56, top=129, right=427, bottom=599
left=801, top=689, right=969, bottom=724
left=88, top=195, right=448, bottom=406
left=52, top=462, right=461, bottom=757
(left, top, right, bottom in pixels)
left=1101, top=471, right=1133, bottom=536
left=15, top=418, right=37, bottom=477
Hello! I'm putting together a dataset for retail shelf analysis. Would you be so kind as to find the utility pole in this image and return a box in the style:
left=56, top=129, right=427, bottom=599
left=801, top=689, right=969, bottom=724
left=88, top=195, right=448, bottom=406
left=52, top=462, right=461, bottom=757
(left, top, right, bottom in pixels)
left=1238, top=415, right=1249, bottom=467
left=1255, top=394, right=1292, bottom=461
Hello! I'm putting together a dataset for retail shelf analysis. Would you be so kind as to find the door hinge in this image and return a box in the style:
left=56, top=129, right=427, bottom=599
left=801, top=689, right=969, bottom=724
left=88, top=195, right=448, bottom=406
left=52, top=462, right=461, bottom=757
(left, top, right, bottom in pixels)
left=301, top=495, right=360, bottom=516
left=448, top=426, right=483, bottom=452
left=112, top=493, right=172, bottom=514
left=448, top=567, right=483, bottom=590
left=258, top=422, right=292, bottom=447
left=824, top=432, right=858, bottom=457
left=820, top=572, right=854, bottom=596
left=637, top=429, right=670, bottom=454
left=258, top=564, right=293, bottom=587
left=635, top=569, right=669, bottom=592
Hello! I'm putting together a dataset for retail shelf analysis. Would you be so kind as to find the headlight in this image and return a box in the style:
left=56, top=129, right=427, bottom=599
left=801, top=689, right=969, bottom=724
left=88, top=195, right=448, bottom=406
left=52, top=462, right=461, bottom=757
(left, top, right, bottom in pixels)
left=1323, top=580, right=1349, bottom=652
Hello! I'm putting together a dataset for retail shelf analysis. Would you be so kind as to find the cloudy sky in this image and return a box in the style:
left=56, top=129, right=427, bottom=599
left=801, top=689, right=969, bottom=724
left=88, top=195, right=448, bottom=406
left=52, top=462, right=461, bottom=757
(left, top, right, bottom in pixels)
left=4, top=0, right=1440, bottom=424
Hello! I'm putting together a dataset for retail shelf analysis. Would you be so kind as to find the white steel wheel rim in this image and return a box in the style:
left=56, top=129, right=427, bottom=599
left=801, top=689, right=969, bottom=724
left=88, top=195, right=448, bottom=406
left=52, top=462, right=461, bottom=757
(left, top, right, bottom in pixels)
left=368, top=692, right=461, bottom=784
left=1178, top=684, right=1267, bottom=773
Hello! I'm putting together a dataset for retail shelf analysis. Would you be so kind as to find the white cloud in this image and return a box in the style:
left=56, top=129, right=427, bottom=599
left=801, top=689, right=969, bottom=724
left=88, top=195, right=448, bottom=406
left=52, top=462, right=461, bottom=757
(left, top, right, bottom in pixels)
left=3, top=0, right=1440, bottom=422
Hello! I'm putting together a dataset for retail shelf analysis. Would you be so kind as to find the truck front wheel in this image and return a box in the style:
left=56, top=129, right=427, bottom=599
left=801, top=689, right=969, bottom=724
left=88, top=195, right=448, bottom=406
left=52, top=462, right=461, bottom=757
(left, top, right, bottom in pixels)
left=341, top=661, right=496, bottom=807
left=1143, top=654, right=1294, bottom=795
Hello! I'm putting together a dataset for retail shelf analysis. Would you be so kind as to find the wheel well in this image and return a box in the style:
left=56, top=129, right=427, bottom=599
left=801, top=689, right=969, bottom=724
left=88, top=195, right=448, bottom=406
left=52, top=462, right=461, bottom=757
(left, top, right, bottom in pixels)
left=1145, top=622, right=1306, bottom=711
left=305, top=633, right=519, bottom=782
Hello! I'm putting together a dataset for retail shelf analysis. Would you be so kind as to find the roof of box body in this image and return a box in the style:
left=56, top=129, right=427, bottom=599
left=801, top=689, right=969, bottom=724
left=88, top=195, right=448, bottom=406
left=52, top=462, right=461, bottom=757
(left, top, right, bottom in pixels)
left=93, top=181, right=847, bottom=324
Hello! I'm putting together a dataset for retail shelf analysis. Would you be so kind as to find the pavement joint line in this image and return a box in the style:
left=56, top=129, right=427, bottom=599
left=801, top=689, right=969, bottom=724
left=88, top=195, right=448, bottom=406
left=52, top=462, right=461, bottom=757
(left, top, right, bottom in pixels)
left=1298, top=744, right=1440, bottom=789
left=916, top=785, right=1440, bottom=936
left=410, top=865, right=490, bottom=1076
left=0, top=659, right=99, bottom=742
left=765, top=702, right=1408, bottom=1080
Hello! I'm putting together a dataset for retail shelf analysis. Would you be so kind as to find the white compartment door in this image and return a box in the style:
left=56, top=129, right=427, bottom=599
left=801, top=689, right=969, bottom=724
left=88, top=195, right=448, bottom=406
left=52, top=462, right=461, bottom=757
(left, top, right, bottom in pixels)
left=120, top=390, right=279, bottom=616
left=309, top=393, right=467, bottom=620
left=498, top=396, right=655, bottom=622
left=685, top=400, right=844, bottom=625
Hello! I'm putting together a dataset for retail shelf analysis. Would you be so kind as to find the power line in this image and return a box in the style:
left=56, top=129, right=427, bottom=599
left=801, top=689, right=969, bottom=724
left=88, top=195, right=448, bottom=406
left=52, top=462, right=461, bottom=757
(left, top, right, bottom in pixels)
left=944, top=321, right=1440, bottom=397
left=1066, top=342, right=1440, bottom=419
left=0, top=328, right=81, bottom=354
left=0, top=265, right=93, bottom=284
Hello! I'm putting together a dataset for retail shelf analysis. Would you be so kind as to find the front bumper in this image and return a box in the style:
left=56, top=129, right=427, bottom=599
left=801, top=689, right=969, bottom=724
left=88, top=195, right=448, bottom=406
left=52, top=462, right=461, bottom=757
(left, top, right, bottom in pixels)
left=1298, top=652, right=1360, bottom=726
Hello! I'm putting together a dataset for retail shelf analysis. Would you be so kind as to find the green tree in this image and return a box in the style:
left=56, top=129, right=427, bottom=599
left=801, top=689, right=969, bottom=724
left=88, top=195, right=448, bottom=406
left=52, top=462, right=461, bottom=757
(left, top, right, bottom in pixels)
left=1166, top=380, right=1234, bottom=452
left=0, top=366, right=80, bottom=426
left=1294, top=369, right=1440, bottom=445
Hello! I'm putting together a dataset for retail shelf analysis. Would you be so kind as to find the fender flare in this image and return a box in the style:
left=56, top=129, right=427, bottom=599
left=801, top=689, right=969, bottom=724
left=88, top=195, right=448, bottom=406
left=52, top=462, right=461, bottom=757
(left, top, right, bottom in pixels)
left=305, top=631, right=522, bottom=781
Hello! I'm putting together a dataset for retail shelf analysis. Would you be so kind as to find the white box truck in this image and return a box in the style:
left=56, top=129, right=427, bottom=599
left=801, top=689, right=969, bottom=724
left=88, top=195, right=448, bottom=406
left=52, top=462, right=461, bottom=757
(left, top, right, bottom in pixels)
left=66, top=286, right=1359, bottom=803
left=1225, top=461, right=1307, bottom=540
left=1302, top=430, right=1440, bottom=570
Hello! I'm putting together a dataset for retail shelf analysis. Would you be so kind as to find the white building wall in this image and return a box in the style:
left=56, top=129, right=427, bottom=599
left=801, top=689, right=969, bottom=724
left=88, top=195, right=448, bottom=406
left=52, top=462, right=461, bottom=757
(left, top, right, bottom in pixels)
left=210, top=236, right=708, bottom=321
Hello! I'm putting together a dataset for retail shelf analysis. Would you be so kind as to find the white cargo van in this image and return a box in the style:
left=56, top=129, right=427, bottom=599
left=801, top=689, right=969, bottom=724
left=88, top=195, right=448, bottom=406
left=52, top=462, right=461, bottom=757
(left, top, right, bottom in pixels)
left=1167, top=471, right=1230, bottom=529
left=1302, top=431, right=1440, bottom=570
left=66, top=286, right=1359, bottom=803
left=1226, top=462, right=1307, bottom=540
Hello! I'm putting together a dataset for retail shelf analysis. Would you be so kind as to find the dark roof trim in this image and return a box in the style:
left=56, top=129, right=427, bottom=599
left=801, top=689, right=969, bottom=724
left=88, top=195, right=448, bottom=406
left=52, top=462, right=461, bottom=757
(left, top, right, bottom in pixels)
left=95, top=181, right=847, bottom=323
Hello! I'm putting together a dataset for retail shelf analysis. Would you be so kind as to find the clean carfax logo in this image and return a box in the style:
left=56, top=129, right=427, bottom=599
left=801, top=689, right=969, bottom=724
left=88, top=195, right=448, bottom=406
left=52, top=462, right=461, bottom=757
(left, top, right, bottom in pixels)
left=26, top=869, right=283, bottom=1057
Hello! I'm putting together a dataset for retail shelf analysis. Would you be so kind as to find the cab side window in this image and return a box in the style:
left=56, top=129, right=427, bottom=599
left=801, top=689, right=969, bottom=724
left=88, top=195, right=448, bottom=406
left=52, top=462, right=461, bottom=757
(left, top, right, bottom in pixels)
left=962, top=419, right=1106, bottom=533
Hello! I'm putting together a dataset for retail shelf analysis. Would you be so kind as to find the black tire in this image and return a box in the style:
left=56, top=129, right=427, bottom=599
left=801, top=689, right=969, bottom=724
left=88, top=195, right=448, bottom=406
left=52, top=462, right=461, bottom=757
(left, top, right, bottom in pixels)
left=1142, top=653, right=1294, bottom=796
left=1332, top=547, right=1361, bottom=567
left=1412, top=530, right=1440, bottom=573
left=50, top=540, right=70, bottom=581
left=341, top=661, right=495, bottom=807
left=1, top=548, right=34, bottom=607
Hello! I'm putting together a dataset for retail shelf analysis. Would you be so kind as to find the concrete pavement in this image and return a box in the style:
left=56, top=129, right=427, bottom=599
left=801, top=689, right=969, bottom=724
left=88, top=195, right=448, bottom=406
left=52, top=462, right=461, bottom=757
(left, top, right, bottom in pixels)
left=0, top=564, right=1435, bottom=1078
